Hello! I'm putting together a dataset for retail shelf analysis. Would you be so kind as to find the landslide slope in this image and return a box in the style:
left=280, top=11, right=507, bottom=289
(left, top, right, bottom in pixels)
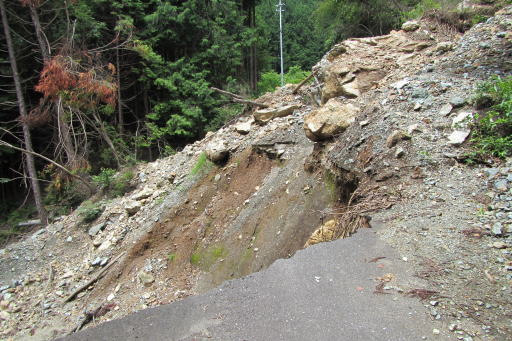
left=1, top=5, right=511, bottom=340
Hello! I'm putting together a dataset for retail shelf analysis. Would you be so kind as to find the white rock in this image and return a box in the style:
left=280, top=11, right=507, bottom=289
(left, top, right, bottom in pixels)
left=98, top=239, right=112, bottom=251
left=392, top=79, right=409, bottom=90
left=253, top=105, right=299, bottom=124
left=440, top=103, right=453, bottom=116
left=132, top=187, right=153, bottom=201
left=234, top=118, right=253, bottom=135
left=436, top=42, right=454, bottom=52
left=407, top=124, right=421, bottom=134
left=451, top=111, right=473, bottom=128
left=447, top=130, right=470, bottom=146
left=402, top=21, right=420, bottom=32
left=125, top=200, right=141, bottom=215
left=205, top=140, right=229, bottom=163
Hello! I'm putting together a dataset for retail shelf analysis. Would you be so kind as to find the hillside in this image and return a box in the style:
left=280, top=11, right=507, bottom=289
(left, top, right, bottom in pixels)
left=1, top=5, right=512, bottom=340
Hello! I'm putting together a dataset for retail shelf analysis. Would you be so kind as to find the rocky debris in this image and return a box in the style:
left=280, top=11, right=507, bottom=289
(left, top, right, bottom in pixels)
left=386, top=130, right=410, bottom=148
left=436, top=41, right=455, bottom=53
left=138, top=271, right=155, bottom=287
left=303, top=99, right=359, bottom=141
left=205, top=140, right=230, bottom=163
left=233, top=118, right=253, bottom=135
left=2, top=6, right=512, bottom=341
left=452, top=111, right=473, bottom=128
left=132, top=187, right=154, bottom=201
left=402, top=20, right=420, bottom=32
left=449, top=96, right=467, bottom=108
left=125, top=200, right=142, bottom=215
left=320, top=64, right=386, bottom=103
left=447, top=130, right=471, bottom=146
left=440, top=103, right=453, bottom=116
left=253, top=104, right=299, bottom=124
left=395, top=147, right=405, bottom=159
left=88, top=222, right=106, bottom=237
left=325, top=44, right=347, bottom=62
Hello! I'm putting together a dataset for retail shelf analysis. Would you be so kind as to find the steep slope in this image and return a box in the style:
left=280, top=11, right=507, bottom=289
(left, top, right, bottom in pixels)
left=1, top=5, right=511, bottom=340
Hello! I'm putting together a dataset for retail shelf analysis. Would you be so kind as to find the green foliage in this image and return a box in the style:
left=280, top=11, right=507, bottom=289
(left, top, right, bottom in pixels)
left=257, top=71, right=281, bottom=95
left=167, top=253, right=176, bottom=262
left=111, top=171, right=135, bottom=197
left=77, top=200, right=105, bottom=224
left=190, top=245, right=227, bottom=270
left=256, top=0, right=327, bottom=71
left=403, top=0, right=444, bottom=20
left=190, top=253, right=201, bottom=266
left=92, top=168, right=134, bottom=197
left=0, top=206, right=37, bottom=229
left=92, top=168, right=117, bottom=190
left=190, top=152, right=213, bottom=176
left=257, top=66, right=311, bottom=95
left=205, top=104, right=243, bottom=132
left=314, top=0, right=409, bottom=48
left=470, top=76, right=512, bottom=159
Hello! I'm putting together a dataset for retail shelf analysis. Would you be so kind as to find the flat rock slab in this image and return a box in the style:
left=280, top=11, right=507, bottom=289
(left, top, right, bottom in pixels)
left=63, top=222, right=446, bottom=341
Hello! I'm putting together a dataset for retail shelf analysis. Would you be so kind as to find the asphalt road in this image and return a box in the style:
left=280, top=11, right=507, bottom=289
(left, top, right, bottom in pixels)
left=61, top=222, right=446, bottom=341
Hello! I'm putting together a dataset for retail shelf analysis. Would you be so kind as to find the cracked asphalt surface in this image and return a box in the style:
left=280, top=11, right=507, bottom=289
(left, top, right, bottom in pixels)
left=61, top=221, right=447, bottom=341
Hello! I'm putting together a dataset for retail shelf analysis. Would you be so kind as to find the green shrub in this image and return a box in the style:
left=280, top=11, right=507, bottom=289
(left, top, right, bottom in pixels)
left=77, top=200, right=105, bottom=224
left=190, top=152, right=213, bottom=176
left=205, top=103, right=243, bottom=132
left=111, top=170, right=135, bottom=197
left=470, top=76, right=512, bottom=159
left=167, top=253, right=176, bottom=262
left=257, top=71, right=281, bottom=95
left=190, top=253, right=201, bottom=265
left=92, top=168, right=134, bottom=197
left=92, top=168, right=116, bottom=190
left=257, top=66, right=311, bottom=95
left=43, top=177, right=90, bottom=217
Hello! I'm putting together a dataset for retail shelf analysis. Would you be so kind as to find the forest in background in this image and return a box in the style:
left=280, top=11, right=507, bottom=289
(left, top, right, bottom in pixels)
left=0, top=0, right=490, bottom=234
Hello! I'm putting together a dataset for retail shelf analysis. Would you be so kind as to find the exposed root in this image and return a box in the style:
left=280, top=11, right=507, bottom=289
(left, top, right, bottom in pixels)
left=415, top=258, right=446, bottom=280
left=406, top=288, right=439, bottom=300
left=330, top=184, right=399, bottom=240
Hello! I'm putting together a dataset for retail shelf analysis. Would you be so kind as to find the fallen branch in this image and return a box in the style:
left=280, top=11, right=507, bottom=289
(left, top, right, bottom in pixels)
left=210, top=87, right=269, bottom=108
left=63, top=252, right=125, bottom=304
left=406, top=288, right=438, bottom=300
left=68, top=303, right=116, bottom=335
left=292, top=71, right=316, bottom=94
left=0, top=138, right=95, bottom=193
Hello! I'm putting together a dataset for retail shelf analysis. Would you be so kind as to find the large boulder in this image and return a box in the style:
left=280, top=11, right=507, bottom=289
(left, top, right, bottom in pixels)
left=321, top=66, right=386, bottom=103
left=304, top=99, right=359, bottom=141
left=125, top=200, right=141, bottom=215
left=233, top=118, right=253, bottom=135
left=402, top=20, right=420, bottom=32
left=205, top=140, right=229, bottom=163
left=253, top=104, right=299, bottom=124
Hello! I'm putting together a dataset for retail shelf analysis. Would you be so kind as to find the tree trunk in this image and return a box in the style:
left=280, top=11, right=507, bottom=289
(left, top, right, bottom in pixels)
left=28, top=3, right=50, bottom=62
left=116, top=47, right=124, bottom=135
left=56, top=99, right=79, bottom=167
left=1, top=0, right=47, bottom=224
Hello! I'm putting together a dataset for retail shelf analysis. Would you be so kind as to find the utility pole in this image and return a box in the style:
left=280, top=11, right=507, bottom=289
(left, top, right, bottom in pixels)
left=276, top=0, right=285, bottom=87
